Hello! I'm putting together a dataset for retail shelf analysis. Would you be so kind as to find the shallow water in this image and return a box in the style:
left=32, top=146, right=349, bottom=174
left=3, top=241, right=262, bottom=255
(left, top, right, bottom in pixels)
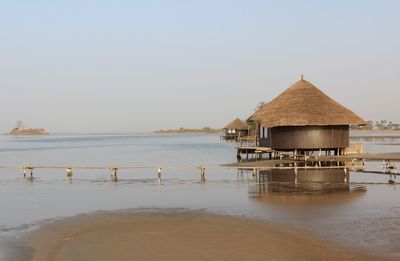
left=0, top=134, right=400, bottom=259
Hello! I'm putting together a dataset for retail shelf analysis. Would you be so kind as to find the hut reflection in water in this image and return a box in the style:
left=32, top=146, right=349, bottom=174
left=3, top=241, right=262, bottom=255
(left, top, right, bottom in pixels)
left=249, top=166, right=367, bottom=205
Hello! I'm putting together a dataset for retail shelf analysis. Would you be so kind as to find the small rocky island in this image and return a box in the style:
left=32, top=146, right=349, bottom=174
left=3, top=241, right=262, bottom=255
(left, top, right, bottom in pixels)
left=7, top=121, right=48, bottom=136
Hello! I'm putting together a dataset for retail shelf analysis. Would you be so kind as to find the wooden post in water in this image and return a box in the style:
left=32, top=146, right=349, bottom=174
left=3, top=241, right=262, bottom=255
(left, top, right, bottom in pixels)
left=23, top=167, right=33, bottom=177
left=109, top=167, right=118, bottom=181
left=236, top=150, right=242, bottom=161
left=389, top=174, right=396, bottom=185
left=200, top=167, right=206, bottom=181
left=66, top=168, right=73, bottom=180
left=157, top=167, right=162, bottom=180
left=383, top=160, right=397, bottom=184
left=391, top=162, right=396, bottom=184
left=252, top=168, right=257, bottom=179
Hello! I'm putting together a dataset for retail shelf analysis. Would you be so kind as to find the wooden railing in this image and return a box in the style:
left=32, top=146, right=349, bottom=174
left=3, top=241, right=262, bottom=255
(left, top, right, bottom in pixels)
left=344, top=143, right=364, bottom=155
left=237, top=136, right=257, bottom=147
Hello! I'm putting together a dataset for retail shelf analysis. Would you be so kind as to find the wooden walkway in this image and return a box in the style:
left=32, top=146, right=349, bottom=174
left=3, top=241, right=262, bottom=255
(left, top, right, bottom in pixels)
left=309, top=152, right=400, bottom=163
left=0, top=164, right=211, bottom=181
left=227, top=152, right=400, bottom=169
left=236, top=146, right=274, bottom=160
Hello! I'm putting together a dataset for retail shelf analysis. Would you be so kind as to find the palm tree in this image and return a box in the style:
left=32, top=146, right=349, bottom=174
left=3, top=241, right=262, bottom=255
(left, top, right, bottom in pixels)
left=255, top=101, right=265, bottom=112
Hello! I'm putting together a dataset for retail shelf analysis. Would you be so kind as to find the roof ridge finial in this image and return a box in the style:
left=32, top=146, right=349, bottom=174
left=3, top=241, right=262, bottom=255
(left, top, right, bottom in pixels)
left=301, top=74, right=304, bottom=81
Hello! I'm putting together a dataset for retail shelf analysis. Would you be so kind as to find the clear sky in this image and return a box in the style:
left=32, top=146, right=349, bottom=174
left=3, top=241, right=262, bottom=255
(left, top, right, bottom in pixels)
left=1, top=0, right=399, bottom=133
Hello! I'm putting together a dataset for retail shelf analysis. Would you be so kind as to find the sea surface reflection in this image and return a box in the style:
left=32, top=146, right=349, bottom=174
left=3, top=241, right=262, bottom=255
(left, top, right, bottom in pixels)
left=0, top=134, right=400, bottom=260
left=250, top=167, right=367, bottom=205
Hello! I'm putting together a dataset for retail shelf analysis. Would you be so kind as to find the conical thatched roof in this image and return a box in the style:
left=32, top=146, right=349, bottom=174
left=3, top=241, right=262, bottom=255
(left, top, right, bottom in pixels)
left=224, top=118, right=249, bottom=130
left=248, top=77, right=366, bottom=127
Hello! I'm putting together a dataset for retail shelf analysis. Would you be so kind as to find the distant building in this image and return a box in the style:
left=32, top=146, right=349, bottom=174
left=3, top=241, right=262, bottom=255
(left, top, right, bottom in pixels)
left=222, top=118, right=249, bottom=141
left=247, top=76, right=365, bottom=155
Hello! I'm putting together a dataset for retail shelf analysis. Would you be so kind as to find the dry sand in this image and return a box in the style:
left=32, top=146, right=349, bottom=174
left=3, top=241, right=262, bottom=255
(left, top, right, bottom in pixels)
left=19, top=210, right=381, bottom=261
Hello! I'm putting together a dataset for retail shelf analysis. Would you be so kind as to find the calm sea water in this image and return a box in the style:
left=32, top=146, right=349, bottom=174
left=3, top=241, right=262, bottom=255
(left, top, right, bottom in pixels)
left=0, top=134, right=400, bottom=259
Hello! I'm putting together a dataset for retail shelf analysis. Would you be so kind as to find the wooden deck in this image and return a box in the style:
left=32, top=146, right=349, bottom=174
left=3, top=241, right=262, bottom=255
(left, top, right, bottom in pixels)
left=227, top=152, right=400, bottom=169
left=236, top=146, right=274, bottom=160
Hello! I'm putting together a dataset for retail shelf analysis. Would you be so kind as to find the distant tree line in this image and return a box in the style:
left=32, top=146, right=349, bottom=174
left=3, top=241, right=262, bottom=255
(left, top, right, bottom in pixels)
left=154, top=127, right=222, bottom=134
left=351, top=120, right=400, bottom=130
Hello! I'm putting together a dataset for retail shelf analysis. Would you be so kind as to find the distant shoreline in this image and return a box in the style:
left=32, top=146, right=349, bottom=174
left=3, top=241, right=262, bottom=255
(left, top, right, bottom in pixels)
left=3, top=129, right=399, bottom=136
left=1, top=131, right=223, bottom=136
left=351, top=129, right=400, bottom=132
left=152, top=131, right=223, bottom=135
left=152, top=127, right=222, bottom=135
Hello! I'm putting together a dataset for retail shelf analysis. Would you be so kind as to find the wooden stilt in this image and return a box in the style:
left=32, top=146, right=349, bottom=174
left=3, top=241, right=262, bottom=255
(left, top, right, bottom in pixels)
left=109, top=167, right=118, bottom=181
left=66, top=168, right=73, bottom=179
left=200, top=167, right=206, bottom=181
left=23, top=167, right=34, bottom=178
left=157, top=167, right=162, bottom=180
left=389, top=174, right=395, bottom=184
left=237, top=151, right=242, bottom=161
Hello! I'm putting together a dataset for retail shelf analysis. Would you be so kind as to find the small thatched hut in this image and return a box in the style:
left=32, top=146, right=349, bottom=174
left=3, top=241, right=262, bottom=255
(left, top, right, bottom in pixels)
left=248, top=76, right=365, bottom=155
left=222, top=118, right=249, bottom=140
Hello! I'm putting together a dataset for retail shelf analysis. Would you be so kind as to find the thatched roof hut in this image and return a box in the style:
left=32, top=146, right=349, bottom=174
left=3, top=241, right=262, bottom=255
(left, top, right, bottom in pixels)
left=247, top=76, right=365, bottom=154
left=224, top=118, right=249, bottom=130
left=248, top=77, right=365, bottom=127
left=221, top=118, right=250, bottom=141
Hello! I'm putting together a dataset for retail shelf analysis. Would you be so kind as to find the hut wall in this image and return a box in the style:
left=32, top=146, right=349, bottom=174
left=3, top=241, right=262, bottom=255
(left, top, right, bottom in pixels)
left=238, top=129, right=249, bottom=137
left=269, top=125, right=349, bottom=150
left=258, top=128, right=272, bottom=147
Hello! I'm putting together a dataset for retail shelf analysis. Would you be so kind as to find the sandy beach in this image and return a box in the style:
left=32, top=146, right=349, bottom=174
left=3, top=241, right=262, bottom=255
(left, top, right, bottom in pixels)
left=19, top=210, right=379, bottom=261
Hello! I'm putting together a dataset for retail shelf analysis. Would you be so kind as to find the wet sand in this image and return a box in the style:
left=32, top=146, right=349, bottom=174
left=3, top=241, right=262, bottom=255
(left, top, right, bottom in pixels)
left=20, top=210, right=379, bottom=261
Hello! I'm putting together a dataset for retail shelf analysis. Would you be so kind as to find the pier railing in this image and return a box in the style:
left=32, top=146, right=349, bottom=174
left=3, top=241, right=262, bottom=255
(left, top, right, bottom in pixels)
left=0, top=158, right=399, bottom=184
left=237, top=136, right=257, bottom=147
